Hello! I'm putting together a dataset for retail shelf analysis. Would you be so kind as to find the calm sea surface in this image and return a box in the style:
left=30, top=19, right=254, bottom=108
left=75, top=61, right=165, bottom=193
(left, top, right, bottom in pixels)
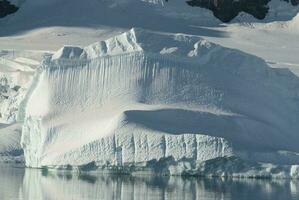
left=0, top=164, right=299, bottom=200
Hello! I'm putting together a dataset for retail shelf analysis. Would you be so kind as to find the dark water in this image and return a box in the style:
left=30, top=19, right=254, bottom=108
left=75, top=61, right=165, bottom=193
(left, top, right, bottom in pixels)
left=0, top=164, right=299, bottom=200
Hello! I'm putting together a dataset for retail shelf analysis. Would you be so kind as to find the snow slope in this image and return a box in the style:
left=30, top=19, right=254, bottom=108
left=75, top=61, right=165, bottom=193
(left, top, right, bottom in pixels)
left=203, top=12, right=299, bottom=76
left=1, top=0, right=298, bottom=50
left=20, top=29, right=299, bottom=177
left=0, top=0, right=298, bottom=78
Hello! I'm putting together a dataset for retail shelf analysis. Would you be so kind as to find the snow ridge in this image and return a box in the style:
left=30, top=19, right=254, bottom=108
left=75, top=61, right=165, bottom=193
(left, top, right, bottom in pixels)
left=51, top=28, right=218, bottom=61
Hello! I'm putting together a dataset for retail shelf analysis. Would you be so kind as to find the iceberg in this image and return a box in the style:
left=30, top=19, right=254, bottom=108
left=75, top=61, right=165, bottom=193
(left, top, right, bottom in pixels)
left=20, top=28, right=299, bottom=177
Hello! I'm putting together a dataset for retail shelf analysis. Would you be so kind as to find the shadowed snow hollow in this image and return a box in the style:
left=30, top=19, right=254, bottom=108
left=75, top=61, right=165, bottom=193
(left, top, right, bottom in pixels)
left=21, top=29, right=299, bottom=175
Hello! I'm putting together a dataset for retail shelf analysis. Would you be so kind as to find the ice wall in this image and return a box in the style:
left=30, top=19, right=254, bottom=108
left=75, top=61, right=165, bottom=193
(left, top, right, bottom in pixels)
left=21, top=51, right=234, bottom=168
left=21, top=29, right=299, bottom=172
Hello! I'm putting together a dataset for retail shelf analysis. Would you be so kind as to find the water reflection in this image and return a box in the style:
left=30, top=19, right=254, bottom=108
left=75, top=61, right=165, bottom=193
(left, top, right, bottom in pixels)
left=1, top=164, right=299, bottom=200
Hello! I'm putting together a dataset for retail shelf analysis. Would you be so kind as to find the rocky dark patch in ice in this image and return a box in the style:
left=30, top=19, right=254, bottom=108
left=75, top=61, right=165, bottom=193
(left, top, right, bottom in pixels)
left=0, top=0, right=18, bottom=18
left=166, top=0, right=298, bottom=22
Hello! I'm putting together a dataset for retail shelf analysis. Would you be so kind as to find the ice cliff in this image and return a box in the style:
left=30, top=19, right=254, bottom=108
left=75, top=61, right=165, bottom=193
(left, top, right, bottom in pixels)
left=20, top=29, right=299, bottom=176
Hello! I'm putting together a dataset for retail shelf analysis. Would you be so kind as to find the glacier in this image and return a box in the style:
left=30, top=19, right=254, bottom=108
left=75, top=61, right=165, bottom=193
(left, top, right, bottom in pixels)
left=18, top=28, right=299, bottom=177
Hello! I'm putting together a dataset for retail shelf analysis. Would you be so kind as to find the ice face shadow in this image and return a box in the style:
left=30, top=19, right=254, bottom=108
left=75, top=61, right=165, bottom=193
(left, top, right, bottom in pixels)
left=0, top=166, right=295, bottom=200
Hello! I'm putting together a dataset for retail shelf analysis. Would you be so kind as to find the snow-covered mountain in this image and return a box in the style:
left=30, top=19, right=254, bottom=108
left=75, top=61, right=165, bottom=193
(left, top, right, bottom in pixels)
left=0, top=0, right=299, bottom=177
left=1, top=0, right=298, bottom=22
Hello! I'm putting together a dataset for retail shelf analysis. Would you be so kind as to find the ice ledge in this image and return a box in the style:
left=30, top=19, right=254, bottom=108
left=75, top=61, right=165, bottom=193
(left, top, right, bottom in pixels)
left=44, top=131, right=234, bottom=167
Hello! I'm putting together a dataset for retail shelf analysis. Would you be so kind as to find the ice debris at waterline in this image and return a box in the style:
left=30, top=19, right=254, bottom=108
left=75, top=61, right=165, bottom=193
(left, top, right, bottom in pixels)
left=20, top=28, right=299, bottom=177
